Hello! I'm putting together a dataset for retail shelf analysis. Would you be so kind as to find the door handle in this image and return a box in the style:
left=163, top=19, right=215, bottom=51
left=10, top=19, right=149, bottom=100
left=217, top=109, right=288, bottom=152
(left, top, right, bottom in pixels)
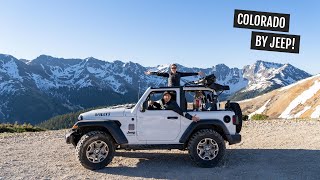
left=167, top=116, right=178, bottom=119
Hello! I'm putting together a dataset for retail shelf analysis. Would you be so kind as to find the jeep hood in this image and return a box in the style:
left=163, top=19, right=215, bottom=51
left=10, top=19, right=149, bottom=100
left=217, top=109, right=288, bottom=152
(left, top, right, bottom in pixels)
left=79, top=107, right=131, bottom=120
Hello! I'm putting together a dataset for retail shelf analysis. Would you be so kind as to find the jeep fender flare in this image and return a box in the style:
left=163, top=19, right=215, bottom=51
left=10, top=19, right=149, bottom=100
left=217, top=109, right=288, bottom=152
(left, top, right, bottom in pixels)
left=179, top=119, right=230, bottom=144
left=75, top=120, right=128, bottom=144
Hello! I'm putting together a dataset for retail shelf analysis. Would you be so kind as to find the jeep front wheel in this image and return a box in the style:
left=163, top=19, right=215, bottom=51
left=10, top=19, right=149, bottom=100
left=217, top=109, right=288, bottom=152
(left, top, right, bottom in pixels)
left=76, top=131, right=115, bottom=170
left=188, top=129, right=225, bottom=168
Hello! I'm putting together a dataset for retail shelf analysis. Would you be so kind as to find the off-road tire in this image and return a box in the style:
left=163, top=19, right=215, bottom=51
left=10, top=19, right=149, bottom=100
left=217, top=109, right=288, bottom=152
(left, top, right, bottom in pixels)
left=76, top=131, right=115, bottom=170
left=188, top=129, right=225, bottom=168
left=229, top=102, right=242, bottom=133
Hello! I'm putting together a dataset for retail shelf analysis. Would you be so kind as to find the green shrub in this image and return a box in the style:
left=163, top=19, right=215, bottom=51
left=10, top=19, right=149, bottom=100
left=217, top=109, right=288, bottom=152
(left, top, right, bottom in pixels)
left=0, top=123, right=45, bottom=133
left=251, top=114, right=269, bottom=120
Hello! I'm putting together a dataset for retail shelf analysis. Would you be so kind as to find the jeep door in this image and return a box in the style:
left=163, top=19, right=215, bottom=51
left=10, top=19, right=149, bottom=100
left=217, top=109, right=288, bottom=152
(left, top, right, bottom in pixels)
left=136, top=89, right=181, bottom=142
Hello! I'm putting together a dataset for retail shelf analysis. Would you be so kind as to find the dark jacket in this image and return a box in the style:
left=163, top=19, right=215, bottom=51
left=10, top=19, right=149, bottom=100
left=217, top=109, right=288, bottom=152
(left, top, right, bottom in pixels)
left=151, top=99, right=193, bottom=120
left=150, top=71, right=198, bottom=86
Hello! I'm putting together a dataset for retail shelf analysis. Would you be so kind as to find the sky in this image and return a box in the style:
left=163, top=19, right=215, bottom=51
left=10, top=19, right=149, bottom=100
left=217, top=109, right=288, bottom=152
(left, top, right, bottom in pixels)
left=0, top=0, right=319, bottom=74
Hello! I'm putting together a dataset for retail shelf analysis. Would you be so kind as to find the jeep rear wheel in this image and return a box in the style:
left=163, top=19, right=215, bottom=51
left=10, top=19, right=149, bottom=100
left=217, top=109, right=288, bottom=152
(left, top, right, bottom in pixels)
left=76, top=131, right=115, bottom=170
left=188, top=129, right=225, bottom=168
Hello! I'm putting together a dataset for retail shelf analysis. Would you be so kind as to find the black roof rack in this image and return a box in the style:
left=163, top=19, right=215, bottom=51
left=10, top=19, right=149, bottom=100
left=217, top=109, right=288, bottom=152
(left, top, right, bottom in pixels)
left=149, top=74, right=230, bottom=92
left=150, top=86, right=181, bottom=89
left=183, top=85, right=207, bottom=88
left=184, top=74, right=230, bottom=91
left=150, top=85, right=209, bottom=89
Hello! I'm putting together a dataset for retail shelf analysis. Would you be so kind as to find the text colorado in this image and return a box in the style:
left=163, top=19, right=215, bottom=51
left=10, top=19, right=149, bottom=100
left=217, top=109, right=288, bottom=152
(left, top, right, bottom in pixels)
left=234, top=9, right=290, bottom=32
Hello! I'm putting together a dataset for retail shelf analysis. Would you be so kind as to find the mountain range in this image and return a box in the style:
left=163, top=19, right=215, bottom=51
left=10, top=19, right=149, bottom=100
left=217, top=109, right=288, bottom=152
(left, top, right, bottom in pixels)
left=0, top=54, right=311, bottom=124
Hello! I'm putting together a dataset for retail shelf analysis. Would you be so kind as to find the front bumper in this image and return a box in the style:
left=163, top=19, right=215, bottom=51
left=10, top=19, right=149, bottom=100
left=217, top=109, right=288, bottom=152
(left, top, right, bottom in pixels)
left=226, top=134, right=241, bottom=145
left=65, top=131, right=76, bottom=145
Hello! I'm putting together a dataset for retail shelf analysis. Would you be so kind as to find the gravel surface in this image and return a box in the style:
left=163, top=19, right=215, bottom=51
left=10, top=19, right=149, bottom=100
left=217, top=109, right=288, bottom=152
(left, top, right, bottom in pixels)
left=1, top=119, right=320, bottom=180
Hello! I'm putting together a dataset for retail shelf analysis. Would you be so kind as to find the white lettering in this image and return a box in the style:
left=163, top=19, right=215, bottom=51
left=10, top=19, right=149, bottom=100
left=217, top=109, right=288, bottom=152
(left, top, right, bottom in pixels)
left=249, top=14, right=255, bottom=26
left=237, top=13, right=244, bottom=25
left=236, top=13, right=287, bottom=29
left=243, top=14, right=249, bottom=25
left=279, top=17, right=286, bottom=28
left=270, top=37, right=292, bottom=49
left=254, top=15, right=260, bottom=26
left=261, top=16, right=267, bottom=27
left=286, top=38, right=292, bottom=49
left=256, top=35, right=268, bottom=47
left=267, top=16, right=273, bottom=27
left=256, top=36, right=262, bottom=46
left=273, top=17, right=279, bottom=28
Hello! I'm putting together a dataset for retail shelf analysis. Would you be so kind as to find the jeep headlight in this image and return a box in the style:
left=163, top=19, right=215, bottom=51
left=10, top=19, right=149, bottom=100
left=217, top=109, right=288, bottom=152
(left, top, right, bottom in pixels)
left=72, top=124, right=78, bottom=129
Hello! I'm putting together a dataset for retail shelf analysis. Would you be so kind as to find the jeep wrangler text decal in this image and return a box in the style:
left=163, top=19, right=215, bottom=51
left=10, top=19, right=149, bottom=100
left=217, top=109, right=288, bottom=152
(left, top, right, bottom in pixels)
left=95, top=113, right=111, bottom=116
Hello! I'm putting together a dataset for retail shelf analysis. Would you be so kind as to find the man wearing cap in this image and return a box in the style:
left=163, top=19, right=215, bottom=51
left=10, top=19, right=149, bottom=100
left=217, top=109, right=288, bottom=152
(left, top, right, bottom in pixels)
left=148, top=91, right=200, bottom=122
left=145, top=64, right=204, bottom=87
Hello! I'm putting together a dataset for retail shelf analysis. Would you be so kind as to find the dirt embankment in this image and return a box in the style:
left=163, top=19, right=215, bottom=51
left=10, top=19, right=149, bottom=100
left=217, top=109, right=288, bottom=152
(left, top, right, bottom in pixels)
left=1, top=120, right=320, bottom=180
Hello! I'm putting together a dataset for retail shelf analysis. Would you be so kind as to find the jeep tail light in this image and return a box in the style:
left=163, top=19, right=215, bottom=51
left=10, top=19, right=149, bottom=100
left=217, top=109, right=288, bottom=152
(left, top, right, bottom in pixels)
left=232, top=115, right=239, bottom=125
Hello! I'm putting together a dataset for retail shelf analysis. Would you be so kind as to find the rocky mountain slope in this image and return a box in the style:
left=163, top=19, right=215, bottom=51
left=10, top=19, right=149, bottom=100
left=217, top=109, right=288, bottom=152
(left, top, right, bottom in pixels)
left=239, top=74, right=320, bottom=119
left=0, top=53, right=311, bottom=124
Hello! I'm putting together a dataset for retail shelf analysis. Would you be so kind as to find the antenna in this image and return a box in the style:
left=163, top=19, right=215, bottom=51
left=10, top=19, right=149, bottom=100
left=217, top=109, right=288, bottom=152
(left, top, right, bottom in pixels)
left=137, top=80, right=141, bottom=101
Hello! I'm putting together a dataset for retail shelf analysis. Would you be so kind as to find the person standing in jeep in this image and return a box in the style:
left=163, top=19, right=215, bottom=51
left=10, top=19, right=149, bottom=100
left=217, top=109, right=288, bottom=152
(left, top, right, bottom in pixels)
left=145, top=64, right=204, bottom=86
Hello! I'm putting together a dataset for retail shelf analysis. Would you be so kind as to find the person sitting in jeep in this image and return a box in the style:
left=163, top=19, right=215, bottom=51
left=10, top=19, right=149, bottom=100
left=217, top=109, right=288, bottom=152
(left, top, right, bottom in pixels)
left=148, top=91, right=200, bottom=122
left=194, top=90, right=206, bottom=111
left=145, top=64, right=204, bottom=87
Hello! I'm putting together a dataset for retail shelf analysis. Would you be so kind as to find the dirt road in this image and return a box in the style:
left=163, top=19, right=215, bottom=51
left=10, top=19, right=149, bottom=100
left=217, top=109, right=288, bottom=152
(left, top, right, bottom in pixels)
left=1, top=120, right=320, bottom=180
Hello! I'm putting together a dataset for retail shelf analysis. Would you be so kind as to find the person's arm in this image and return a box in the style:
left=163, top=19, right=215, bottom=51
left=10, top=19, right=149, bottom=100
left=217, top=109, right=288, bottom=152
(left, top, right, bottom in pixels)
left=166, top=101, right=194, bottom=120
left=146, top=71, right=169, bottom=77
left=179, top=72, right=199, bottom=77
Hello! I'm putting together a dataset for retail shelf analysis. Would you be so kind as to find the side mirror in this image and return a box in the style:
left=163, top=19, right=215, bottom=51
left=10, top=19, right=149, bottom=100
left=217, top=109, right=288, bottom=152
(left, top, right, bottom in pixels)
left=140, top=101, right=148, bottom=112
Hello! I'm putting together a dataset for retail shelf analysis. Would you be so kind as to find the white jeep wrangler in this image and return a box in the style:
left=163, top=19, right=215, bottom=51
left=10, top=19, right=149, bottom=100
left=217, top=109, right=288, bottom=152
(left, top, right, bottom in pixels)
left=66, top=75, right=242, bottom=170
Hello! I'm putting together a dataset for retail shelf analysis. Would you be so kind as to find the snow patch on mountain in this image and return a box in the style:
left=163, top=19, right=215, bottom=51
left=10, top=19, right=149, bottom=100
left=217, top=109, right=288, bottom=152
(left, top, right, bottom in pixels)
left=32, top=74, right=56, bottom=90
left=0, top=58, right=23, bottom=81
left=311, top=105, right=320, bottom=118
left=86, top=66, right=103, bottom=74
left=294, top=106, right=311, bottom=118
left=216, top=69, right=248, bottom=94
left=279, top=80, right=320, bottom=119
left=75, top=76, right=92, bottom=89
left=104, top=76, right=126, bottom=94
left=151, top=64, right=170, bottom=72
left=0, top=81, right=16, bottom=94
left=244, top=81, right=273, bottom=92
left=249, top=99, right=271, bottom=118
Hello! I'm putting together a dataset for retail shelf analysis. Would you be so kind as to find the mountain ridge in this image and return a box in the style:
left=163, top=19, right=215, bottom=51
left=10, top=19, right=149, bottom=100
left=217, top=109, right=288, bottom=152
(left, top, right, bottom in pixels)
left=0, top=53, right=311, bottom=124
